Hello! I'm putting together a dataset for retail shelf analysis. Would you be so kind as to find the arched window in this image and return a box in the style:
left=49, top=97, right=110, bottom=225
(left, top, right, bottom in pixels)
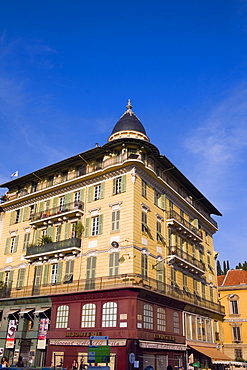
left=229, top=295, right=239, bottom=315
left=173, top=311, right=179, bottom=334
left=81, top=303, right=96, bottom=328
left=102, top=302, right=117, bottom=327
left=143, top=304, right=153, bottom=329
left=157, top=308, right=166, bottom=331
left=56, top=305, right=69, bottom=328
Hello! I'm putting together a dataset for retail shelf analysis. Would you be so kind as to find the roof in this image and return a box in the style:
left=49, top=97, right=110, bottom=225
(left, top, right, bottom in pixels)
left=111, top=100, right=147, bottom=136
left=217, top=275, right=225, bottom=286
left=219, top=269, right=247, bottom=286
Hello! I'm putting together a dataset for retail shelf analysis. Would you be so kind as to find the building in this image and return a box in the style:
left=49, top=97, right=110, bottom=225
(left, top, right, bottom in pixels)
left=218, top=269, right=247, bottom=363
left=0, top=101, right=227, bottom=370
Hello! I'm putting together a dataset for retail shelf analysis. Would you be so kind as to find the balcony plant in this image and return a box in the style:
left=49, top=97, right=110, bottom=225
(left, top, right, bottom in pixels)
left=74, top=221, right=84, bottom=238
left=38, top=235, right=53, bottom=245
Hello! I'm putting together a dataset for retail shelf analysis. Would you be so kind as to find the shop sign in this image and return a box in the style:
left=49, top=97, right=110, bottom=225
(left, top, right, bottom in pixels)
left=153, top=334, right=175, bottom=341
left=6, top=320, right=17, bottom=349
left=66, top=331, right=102, bottom=337
left=139, top=341, right=186, bottom=351
left=37, top=318, right=49, bottom=350
left=49, top=339, right=126, bottom=347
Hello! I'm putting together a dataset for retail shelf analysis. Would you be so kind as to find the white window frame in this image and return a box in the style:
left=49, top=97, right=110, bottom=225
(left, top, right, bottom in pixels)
left=91, top=216, right=99, bottom=236
left=94, top=184, right=101, bottom=201
left=143, top=304, right=153, bottom=329
left=102, top=302, right=117, bottom=327
left=157, top=307, right=166, bottom=331
left=58, top=196, right=65, bottom=212
left=173, top=311, right=179, bottom=334
left=56, top=305, right=69, bottom=328
left=81, top=303, right=96, bottom=328
left=51, top=264, right=58, bottom=284
left=10, top=237, right=16, bottom=253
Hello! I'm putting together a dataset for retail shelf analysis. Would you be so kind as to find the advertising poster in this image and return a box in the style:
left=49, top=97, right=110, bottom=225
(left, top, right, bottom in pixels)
left=37, top=318, right=49, bottom=349
left=6, top=320, right=18, bottom=349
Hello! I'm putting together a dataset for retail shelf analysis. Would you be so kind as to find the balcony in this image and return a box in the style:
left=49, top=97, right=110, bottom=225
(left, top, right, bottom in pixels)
left=166, top=210, right=203, bottom=243
left=30, top=201, right=84, bottom=228
left=25, top=238, right=81, bottom=261
left=168, top=245, right=205, bottom=276
left=4, top=273, right=225, bottom=315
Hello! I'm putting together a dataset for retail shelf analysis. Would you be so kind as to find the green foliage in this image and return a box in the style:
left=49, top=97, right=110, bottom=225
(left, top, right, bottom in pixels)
left=236, top=261, right=247, bottom=271
left=74, top=221, right=84, bottom=238
left=38, top=235, right=53, bottom=245
left=217, top=260, right=223, bottom=275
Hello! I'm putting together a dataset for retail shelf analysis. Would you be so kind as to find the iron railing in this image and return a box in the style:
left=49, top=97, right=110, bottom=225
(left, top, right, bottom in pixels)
left=167, top=209, right=203, bottom=239
left=168, top=246, right=205, bottom=271
left=25, top=238, right=81, bottom=257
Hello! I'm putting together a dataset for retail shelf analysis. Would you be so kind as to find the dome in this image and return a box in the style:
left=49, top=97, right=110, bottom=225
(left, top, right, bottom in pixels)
left=108, top=100, right=149, bottom=142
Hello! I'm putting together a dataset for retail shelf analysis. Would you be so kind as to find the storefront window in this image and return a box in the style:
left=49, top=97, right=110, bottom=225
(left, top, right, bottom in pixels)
left=55, top=305, right=69, bottom=328
left=143, top=304, right=153, bottom=329
left=81, top=303, right=96, bottom=328
left=173, top=312, right=179, bottom=334
left=157, top=308, right=166, bottom=331
left=102, top=302, right=117, bottom=327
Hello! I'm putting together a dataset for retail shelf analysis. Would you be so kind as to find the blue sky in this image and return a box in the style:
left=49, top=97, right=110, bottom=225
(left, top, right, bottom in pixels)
left=1, top=0, right=247, bottom=269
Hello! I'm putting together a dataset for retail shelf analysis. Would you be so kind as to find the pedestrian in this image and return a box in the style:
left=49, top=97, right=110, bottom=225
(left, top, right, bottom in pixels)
left=1, top=357, right=10, bottom=368
left=16, top=356, right=24, bottom=367
left=72, top=359, right=78, bottom=370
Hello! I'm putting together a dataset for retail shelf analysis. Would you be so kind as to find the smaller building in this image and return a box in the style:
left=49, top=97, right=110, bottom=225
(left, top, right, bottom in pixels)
left=218, top=269, right=247, bottom=362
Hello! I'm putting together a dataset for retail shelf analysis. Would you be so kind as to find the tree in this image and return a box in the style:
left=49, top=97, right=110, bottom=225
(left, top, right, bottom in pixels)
left=217, top=260, right=223, bottom=275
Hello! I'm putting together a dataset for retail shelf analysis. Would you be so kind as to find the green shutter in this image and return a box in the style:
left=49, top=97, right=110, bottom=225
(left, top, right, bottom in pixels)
left=192, top=219, right=199, bottom=229
left=9, top=211, right=14, bottom=225
left=52, top=197, right=58, bottom=209
left=4, top=238, right=10, bottom=254
left=34, top=265, right=43, bottom=287
left=80, top=188, right=84, bottom=201
left=34, top=229, right=40, bottom=245
left=8, top=270, right=14, bottom=288
left=98, top=214, right=103, bottom=235
left=18, top=208, right=23, bottom=223
left=39, top=201, right=44, bottom=213
left=57, top=261, right=63, bottom=284
left=13, top=235, right=19, bottom=253
left=47, top=226, right=54, bottom=239
left=121, top=175, right=126, bottom=192
left=87, top=186, right=92, bottom=202
left=113, top=178, right=117, bottom=195
left=109, top=252, right=119, bottom=276
left=16, top=268, right=26, bottom=289
left=85, top=218, right=90, bottom=237
left=23, top=233, right=30, bottom=251
left=43, top=264, right=49, bottom=286
left=100, top=182, right=105, bottom=199
left=65, top=193, right=72, bottom=209
left=66, top=260, right=74, bottom=274
left=64, top=223, right=69, bottom=239
left=116, top=210, right=120, bottom=230
left=161, top=194, right=166, bottom=210
left=22, top=207, right=28, bottom=222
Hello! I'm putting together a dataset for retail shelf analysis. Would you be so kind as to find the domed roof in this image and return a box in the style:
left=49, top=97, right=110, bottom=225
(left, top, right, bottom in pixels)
left=111, top=100, right=147, bottom=136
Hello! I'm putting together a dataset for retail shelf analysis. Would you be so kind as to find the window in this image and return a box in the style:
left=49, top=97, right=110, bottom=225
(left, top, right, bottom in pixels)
left=169, top=200, right=174, bottom=218
left=113, top=175, right=126, bottom=195
left=173, top=312, right=179, bottom=333
left=142, top=211, right=148, bottom=232
left=183, top=274, right=190, bottom=293
left=63, top=260, right=74, bottom=284
left=111, top=210, right=120, bottom=231
left=51, top=264, right=58, bottom=284
left=16, top=268, right=26, bottom=290
left=232, top=326, right=241, bottom=342
left=171, top=269, right=178, bottom=288
left=15, top=209, right=20, bottom=223
left=154, top=189, right=160, bottom=206
left=81, top=303, right=96, bottom=328
left=230, top=297, right=239, bottom=315
left=141, top=253, right=148, bottom=279
left=142, top=180, right=147, bottom=197
left=10, top=237, right=17, bottom=254
left=29, top=205, right=35, bottom=219
left=109, top=252, right=119, bottom=277
left=58, top=197, right=65, bottom=212
left=102, top=302, right=117, bottom=327
left=94, top=184, right=101, bottom=200
left=157, top=308, right=166, bottom=331
left=235, top=349, right=243, bottom=359
left=92, top=216, right=99, bottom=236
left=194, top=279, right=200, bottom=297
left=48, top=175, right=54, bottom=187
left=209, top=285, right=214, bottom=301
left=201, top=282, right=206, bottom=300
left=62, top=170, right=68, bottom=181
left=56, top=305, right=69, bottom=328
left=85, top=256, right=96, bottom=290
left=77, top=165, right=85, bottom=177
left=31, top=182, right=38, bottom=193
left=143, top=304, right=153, bottom=329
left=55, top=226, right=62, bottom=242
left=156, top=221, right=163, bottom=242
left=74, top=191, right=80, bottom=204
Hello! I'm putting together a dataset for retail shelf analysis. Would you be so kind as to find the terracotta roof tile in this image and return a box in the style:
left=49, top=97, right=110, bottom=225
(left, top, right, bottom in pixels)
left=217, top=275, right=225, bottom=286
left=221, top=269, right=247, bottom=286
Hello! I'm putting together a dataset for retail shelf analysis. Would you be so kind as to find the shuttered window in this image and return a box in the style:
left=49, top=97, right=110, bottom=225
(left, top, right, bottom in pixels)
left=85, top=256, right=96, bottom=290
left=111, top=210, right=120, bottom=231
left=16, top=268, right=26, bottom=290
left=23, top=233, right=30, bottom=251
left=109, top=252, right=119, bottom=277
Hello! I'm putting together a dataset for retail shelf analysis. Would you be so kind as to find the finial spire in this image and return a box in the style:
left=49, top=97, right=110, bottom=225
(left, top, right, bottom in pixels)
left=126, top=99, right=133, bottom=115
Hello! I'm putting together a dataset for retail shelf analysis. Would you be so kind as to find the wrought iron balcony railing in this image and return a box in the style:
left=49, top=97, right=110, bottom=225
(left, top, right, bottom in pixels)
left=3, top=272, right=225, bottom=315
left=25, top=238, right=81, bottom=260
left=168, top=245, right=206, bottom=274
left=167, top=209, right=203, bottom=242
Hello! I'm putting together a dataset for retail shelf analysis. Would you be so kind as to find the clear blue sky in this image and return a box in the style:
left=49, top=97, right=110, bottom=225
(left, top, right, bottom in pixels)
left=1, top=0, right=247, bottom=269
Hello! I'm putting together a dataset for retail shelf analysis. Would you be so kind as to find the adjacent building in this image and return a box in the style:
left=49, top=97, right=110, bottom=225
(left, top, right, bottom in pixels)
left=218, top=269, right=247, bottom=363
left=0, top=101, right=227, bottom=370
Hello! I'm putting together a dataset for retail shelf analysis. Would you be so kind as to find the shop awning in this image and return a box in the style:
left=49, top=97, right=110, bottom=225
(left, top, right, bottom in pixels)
left=213, top=361, right=247, bottom=366
left=5, top=309, right=19, bottom=316
left=189, top=345, right=232, bottom=361
left=34, top=307, right=50, bottom=314
left=19, top=308, right=34, bottom=315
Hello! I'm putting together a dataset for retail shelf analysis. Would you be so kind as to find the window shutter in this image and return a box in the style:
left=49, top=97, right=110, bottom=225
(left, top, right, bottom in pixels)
left=23, top=233, right=30, bottom=251
left=39, top=201, right=44, bottom=213
left=64, top=223, right=69, bottom=239
left=8, top=270, right=14, bottom=288
left=22, top=207, right=28, bottom=222
left=52, top=197, right=57, bottom=210
left=13, top=235, right=19, bottom=252
left=19, top=208, right=23, bottom=223
left=16, top=268, right=26, bottom=289
left=116, top=210, right=120, bottom=230
left=34, top=229, right=40, bottom=245
left=34, top=265, right=43, bottom=287
left=85, top=218, right=90, bottom=237
left=65, top=193, right=72, bottom=209
left=121, top=175, right=126, bottom=192
left=161, top=194, right=166, bottom=210
left=98, top=214, right=103, bottom=235
left=113, top=178, right=117, bottom=195
left=57, top=261, right=63, bottom=284
left=80, top=188, right=84, bottom=200
left=4, top=238, right=10, bottom=254
left=47, top=226, right=54, bottom=239
left=100, top=182, right=105, bottom=199
left=109, top=253, right=114, bottom=276
left=66, top=260, right=74, bottom=274
left=87, top=186, right=92, bottom=203
left=43, top=264, right=49, bottom=286
left=111, top=211, right=115, bottom=231
left=9, top=211, right=14, bottom=225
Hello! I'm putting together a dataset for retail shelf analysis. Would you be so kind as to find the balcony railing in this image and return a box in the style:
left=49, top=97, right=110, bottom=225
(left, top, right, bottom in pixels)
left=167, top=210, right=203, bottom=242
left=29, top=201, right=84, bottom=227
left=168, top=245, right=205, bottom=273
left=25, top=238, right=81, bottom=259
left=3, top=273, right=225, bottom=315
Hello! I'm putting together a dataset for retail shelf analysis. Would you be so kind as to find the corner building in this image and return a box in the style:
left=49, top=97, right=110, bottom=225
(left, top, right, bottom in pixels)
left=0, top=101, right=226, bottom=370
